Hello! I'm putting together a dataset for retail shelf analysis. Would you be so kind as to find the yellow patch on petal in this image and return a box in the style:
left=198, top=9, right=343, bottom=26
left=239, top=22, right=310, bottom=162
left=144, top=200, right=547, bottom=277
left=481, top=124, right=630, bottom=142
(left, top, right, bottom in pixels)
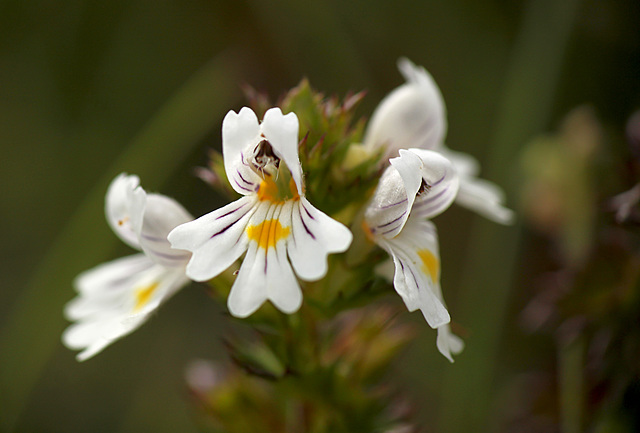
left=257, top=178, right=280, bottom=202
left=134, top=282, right=159, bottom=312
left=246, top=219, right=291, bottom=250
left=257, top=176, right=299, bottom=202
left=417, top=249, right=439, bottom=282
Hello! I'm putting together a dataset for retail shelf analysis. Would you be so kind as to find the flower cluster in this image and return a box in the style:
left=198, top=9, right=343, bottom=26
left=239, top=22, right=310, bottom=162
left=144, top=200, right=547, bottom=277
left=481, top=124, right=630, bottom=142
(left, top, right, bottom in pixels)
left=63, top=58, right=512, bottom=362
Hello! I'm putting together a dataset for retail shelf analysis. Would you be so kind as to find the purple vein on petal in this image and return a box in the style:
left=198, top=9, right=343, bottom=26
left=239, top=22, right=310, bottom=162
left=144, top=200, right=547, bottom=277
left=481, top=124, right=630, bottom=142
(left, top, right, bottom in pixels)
left=141, top=233, right=167, bottom=242
left=376, top=211, right=407, bottom=229
left=380, top=224, right=402, bottom=237
left=420, top=186, right=449, bottom=205
left=216, top=202, right=248, bottom=220
left=299, top=206, right=316, bottom=240
left=380, top=198, right=408, bottom=209
left=234, top=179, right=254, bottom=192
left=413, top=197, right=450, bottom=215
left=431, top=172, right=447, bottom=187
left=301, top=201, right=315, bottom=220
left=240, top=151, right=251, bottom=167
left=237, top=170, right=254, bottom=187
left=210, top=210, right=249, bottom=239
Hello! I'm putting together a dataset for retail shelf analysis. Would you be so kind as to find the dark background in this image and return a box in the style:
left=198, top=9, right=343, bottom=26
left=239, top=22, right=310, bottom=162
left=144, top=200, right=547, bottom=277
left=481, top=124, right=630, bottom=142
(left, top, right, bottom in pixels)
left=1, top=0, right=639, bottom=431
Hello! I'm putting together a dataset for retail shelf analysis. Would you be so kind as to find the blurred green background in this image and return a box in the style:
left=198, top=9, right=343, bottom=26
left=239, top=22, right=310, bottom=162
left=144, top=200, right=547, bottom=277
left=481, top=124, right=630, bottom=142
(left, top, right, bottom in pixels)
left=1, top=0, right=639, bottom=432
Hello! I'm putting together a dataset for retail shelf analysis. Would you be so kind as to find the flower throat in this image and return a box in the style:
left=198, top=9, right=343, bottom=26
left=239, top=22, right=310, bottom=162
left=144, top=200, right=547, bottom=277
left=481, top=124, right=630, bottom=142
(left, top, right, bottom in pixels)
left=252, top=139, right=298, bottom=202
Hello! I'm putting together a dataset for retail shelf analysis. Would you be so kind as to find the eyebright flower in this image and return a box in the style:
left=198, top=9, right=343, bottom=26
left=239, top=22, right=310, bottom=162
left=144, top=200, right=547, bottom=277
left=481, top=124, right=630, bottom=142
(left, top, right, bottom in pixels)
left=363, top=148, right=463, bottom=361
left=363, top=57, right=514, bottom=224
left=62, top=174, right=193, bottom=361
left=168, top=107, right=353, bottom=318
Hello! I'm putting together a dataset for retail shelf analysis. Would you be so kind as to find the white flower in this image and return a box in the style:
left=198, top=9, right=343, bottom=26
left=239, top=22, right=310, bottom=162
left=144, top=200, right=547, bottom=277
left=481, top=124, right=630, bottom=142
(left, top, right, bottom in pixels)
left=363, top=57, right=514, bottom=225
left=363, top=148, right=463, bottom=361
left=168, top=107, right=352, bottom=318
left=62, top=174, right=193, bottom=361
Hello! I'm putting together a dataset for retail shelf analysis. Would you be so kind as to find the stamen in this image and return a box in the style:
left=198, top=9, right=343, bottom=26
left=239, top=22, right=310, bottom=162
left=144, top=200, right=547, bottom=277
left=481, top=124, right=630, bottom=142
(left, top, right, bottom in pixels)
left=416, top=179, right=431, bottom=197
left=252, top=140, right=280, bottom=177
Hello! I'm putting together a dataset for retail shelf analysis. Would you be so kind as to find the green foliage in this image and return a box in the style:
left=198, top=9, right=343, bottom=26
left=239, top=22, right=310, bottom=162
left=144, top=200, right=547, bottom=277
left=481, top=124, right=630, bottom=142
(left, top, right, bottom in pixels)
left=191, top=305, right=416, bottom=433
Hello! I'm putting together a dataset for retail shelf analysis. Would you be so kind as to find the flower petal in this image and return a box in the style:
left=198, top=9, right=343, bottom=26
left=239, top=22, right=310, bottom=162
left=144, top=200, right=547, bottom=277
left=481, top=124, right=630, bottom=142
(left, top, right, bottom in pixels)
left=168, top=195, right=259, bottom=282
left=363, top=57, right=447, bottom=155
left=63, top=257, right=189, bottom=361
left=287, top=198, right=353, bottom=280
left=261, top=108, right=304, bottom=195
left=129, top=188, right=193, bottom=267
left=406, top=148, right=459, bottom=220
left=456, top=178, right=515, bottom=224
left=437, top=324, right=465, bottom=362
left=439, top=146, right=514, bottom=224
left=222, top=107, right=263, bottom=196
left=364, top=152, right=420, bottom=239
left=105, top=173, right=142, bottom=249
left=227, top=202, right=302, bottom=317
left=438, top=145, right=480, bottom=177
left=381, top=219, right=450, bottom=328
left=72, top=253, right=153, bottom=300
left=365, top=149, right=458, bottom=237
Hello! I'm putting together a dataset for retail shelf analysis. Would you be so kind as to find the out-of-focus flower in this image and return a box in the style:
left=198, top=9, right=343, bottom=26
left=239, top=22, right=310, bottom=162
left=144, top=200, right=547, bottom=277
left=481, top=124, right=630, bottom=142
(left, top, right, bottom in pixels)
left=363, top=148, right=463, bottom=361
left=519, top=107, right=602, bottom=267
left=610, top=183, right=640, bottom=223
left=62, top=174, right=193, bottom=361
left=185, top=359, right=224, bottom=395
left=168, top=107, right=352, bottom=318
left=363, top=57, right=514, bottom=224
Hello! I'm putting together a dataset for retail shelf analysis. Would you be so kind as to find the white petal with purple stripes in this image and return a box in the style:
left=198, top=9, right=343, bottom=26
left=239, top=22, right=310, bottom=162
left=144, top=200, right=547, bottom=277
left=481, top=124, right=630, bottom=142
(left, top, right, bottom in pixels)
left=364, top=148, right=458, bottom=239
left=169, top=107, right=353, bottom=317
left=63, top=173, right=193, bottom=361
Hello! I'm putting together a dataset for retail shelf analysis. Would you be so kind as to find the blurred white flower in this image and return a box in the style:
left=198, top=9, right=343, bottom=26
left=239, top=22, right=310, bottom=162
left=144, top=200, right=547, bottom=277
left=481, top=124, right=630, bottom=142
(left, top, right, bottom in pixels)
left=364, top=58, right=514, bottom=224
left=62, top=174, right=193, bottom=361
left=364, top=149, right=463, bottom=361
left=168, top=107, right=352, bottom=318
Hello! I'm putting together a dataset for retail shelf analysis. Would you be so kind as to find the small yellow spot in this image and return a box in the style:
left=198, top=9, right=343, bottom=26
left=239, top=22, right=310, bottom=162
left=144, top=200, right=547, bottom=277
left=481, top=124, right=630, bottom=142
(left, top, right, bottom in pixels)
left=257, top=178, right=279, bottom=202
left=361, top=220, right=374, bottom=242
left=417, top=249, right=440, bottom=282
left=134, top=282, right=159, bottom=312
left=246, top=219, right=291, bottom=249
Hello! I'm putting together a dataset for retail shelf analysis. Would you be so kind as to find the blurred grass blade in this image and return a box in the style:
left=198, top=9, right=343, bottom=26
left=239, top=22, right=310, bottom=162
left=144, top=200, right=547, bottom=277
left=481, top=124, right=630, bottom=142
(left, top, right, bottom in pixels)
left=0, top=52, right=242, bottom=431
left=439, top=0, right=582, bottom=431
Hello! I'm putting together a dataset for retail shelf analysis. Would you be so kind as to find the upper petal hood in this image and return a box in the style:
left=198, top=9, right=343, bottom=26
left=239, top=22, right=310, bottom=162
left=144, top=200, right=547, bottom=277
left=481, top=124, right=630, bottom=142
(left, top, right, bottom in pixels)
left=105, top=174, right=143, bottom=250
left=260, top=108, right=303, bottom=195
left=364, top=58, right=447, bottom=155
left=129, top=187, right=194, bottom=268
left=364, top=149, right=459, bottom=239
left=222, top=107, right=304, bottom=196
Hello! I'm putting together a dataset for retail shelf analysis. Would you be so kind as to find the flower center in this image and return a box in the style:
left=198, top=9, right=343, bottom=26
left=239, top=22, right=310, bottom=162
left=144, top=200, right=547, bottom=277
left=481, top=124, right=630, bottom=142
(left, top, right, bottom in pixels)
left=252, top=139, right=280, bottom=177
left=416, top=179, right=431, bottom=197
left=252, top=139, right=299, bottom=202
